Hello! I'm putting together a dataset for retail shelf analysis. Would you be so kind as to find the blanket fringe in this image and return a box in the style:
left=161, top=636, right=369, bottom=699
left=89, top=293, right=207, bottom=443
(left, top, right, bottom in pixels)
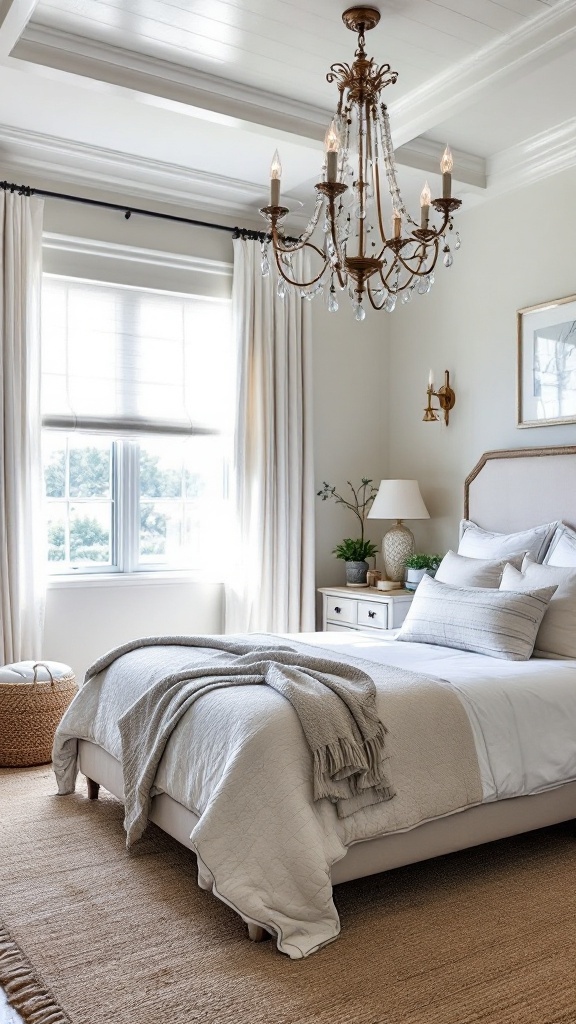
left=313, top=721, right=390, bottom=802
left=0, top=920, right=70, bottom=1024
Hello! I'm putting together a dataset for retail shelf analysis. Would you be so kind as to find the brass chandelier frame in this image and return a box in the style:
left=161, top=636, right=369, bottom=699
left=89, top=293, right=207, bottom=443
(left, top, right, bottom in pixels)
left=260, top=6, right=462, bottom=318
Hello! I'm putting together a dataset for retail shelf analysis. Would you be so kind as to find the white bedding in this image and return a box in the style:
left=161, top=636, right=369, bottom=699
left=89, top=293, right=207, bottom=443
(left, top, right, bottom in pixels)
left=55, top=631, right=576, bottom=959
left=297, top=631, right=576, bottom=803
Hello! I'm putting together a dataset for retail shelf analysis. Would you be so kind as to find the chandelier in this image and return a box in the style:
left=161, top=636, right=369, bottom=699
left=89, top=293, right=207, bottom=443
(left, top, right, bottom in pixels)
left=260, top=6, right=462, bottom=320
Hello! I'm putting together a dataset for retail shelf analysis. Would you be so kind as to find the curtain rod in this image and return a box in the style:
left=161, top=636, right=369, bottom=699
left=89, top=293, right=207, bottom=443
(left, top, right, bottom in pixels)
left=0, top=179, right=268, bottom=242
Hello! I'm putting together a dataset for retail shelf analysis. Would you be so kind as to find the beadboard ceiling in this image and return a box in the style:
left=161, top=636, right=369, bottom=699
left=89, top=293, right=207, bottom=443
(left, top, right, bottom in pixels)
left=0, top=0, right=575, bottom=224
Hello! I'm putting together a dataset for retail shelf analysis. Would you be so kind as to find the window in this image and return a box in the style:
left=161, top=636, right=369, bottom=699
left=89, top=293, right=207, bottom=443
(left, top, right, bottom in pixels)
left=41, top=275, right=233, bottom=574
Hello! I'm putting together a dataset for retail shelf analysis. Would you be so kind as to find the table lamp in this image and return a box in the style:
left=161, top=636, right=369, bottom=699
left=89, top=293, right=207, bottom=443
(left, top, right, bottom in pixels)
left=368, top=479, right=430, bottom=582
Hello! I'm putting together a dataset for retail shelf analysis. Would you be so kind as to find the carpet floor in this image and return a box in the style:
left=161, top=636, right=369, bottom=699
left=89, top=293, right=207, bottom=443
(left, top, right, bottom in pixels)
left=0, top=767, right=575, bottom=1024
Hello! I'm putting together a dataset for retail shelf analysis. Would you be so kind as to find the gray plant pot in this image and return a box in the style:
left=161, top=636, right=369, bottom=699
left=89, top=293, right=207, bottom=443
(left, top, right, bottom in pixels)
left=345, top=560, right=369, bottom=585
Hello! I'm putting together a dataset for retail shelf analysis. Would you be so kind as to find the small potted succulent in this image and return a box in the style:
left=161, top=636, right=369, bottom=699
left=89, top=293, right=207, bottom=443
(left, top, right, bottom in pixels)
left=404, top=553, right=442, bottom=591
left=333, top=537, right=379, bottom=586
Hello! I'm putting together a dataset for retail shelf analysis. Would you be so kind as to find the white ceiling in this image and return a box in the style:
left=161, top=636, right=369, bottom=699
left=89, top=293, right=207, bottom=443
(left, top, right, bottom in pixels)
left=0, top=0, right=575, bottom=225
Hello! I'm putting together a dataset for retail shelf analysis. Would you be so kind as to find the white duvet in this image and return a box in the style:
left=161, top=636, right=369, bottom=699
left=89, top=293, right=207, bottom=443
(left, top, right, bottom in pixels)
left=299, top=631, right=576, bottom=802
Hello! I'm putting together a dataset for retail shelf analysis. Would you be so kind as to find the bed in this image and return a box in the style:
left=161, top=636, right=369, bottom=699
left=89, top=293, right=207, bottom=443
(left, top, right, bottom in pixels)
left=53, top=445, right=576, bottom=958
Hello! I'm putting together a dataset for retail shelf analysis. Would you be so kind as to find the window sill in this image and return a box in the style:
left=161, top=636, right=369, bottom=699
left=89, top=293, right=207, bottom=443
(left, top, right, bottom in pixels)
left=46, top=570, right=225, bottom=589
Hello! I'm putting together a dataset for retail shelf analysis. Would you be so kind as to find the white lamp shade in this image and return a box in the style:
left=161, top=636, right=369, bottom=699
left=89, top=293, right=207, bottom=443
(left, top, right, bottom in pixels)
left=368, top=479, right=430, bottom=521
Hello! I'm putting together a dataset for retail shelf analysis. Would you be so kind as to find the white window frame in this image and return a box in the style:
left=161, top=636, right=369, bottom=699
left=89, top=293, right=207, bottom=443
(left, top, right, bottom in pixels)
left=41, top=236, right=233, bottom=581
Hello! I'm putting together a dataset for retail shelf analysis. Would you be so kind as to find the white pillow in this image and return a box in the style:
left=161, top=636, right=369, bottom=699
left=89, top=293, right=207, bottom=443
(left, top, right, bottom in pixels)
left=435, top=549, right=524, bottom=589
left=397, top=574, right=557, bottom=661
left=543, top=523, right=576, bottom=568
left=500, top=555, right=576, bottom=659
left=458, top=519, right=558, bottom=563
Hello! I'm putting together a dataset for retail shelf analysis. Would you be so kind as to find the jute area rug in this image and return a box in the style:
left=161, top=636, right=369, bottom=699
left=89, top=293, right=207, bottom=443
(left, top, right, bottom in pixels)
left=1, top=768, right=575, bottom=1024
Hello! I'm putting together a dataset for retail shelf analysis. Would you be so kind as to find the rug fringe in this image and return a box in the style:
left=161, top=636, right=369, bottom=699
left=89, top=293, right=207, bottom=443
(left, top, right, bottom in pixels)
left=0, top=920, right=70, bottom=1024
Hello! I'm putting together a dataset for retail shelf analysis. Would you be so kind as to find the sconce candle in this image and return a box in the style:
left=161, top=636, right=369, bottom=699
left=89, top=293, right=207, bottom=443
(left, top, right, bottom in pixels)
left=423, top=369, right=456, bottom=426
left=270, top=149, right=282, bottom=206
left=441, top=146, right=453, bottom=199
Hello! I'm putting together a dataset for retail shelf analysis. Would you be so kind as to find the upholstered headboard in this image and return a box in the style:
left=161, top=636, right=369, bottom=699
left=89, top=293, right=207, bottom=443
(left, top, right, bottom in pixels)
left=465, top=446, right=576, bottom=533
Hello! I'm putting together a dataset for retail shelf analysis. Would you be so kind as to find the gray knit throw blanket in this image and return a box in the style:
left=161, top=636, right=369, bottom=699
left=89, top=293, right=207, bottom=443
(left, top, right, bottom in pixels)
left=84, top=634, right=395, bottom=847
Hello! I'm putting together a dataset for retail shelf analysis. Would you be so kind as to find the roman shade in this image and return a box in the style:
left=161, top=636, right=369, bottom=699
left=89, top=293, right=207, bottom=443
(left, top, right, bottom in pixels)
left=41, top=276, right=231, bottom=437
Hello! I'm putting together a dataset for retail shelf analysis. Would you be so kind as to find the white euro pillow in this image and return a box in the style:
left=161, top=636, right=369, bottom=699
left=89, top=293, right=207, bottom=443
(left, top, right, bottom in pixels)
left=458, top=519, right=558, bottom=563
left=543, top=523, right=576, bottom=568
left=397, top=574, right=557, bottom=661
left=435, top=549, right=524, bottom=589
left=500, top=555, right=576, bottom=659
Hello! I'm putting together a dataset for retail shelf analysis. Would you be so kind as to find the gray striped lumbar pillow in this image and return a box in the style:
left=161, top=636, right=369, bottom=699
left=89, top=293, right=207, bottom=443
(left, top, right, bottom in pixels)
left=397, top=574, right=557, bottom=661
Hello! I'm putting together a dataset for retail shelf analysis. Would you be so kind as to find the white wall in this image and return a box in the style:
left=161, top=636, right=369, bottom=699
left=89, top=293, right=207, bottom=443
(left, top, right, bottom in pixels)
left=386, top=167, right=576, bottom=557
left=311, top=303, right=388, bottom=613
left=43, top=579, right=224, bottom=681
left=36, top=179, right=388, bottom=674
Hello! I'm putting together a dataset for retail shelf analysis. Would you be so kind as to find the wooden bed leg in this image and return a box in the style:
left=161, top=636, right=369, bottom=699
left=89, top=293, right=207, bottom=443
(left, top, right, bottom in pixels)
left=247, top=923, right=267, bottom=943
left=86, top=777, right=100, bottom=800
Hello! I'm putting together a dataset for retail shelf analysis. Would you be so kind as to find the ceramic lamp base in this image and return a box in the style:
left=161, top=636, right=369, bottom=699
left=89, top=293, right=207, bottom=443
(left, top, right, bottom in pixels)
left=383, top=522, right=414, bottom=582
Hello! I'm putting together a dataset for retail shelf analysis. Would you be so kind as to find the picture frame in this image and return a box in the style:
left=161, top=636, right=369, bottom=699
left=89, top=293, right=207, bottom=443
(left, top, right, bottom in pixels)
left=518, top=294, right=576, bottom=427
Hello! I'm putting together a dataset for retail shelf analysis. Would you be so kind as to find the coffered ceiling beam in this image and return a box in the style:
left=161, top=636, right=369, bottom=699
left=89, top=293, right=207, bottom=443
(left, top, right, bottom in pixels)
left=0, top=0, right=39, bottom=58
left=12, top=25, right=330, bottom=144
left=389, top=0, right=576, bottom=148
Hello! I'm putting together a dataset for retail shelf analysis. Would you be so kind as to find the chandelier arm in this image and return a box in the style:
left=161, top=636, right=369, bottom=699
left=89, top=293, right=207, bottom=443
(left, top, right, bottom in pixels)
left=390, top=250, right=429, bottom=279
left=379, top=261, right=412, bottom=291
left=366, top=283, right=389, bottom=310
left=423, top=212, right=450, bottom=240
left=272, top=243, right=329, bottom=290
left=395, top=238, right=439, bottom=276
left=271, top=195, right=326, bottom=253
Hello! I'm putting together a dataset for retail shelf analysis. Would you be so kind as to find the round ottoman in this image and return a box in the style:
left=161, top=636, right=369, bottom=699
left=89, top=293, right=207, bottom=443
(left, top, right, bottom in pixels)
left=0, top=661, right=77, bottom=767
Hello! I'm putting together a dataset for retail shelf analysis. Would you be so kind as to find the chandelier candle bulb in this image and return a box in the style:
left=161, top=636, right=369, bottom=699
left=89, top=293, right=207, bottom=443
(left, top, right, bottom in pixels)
left=393, top=212, right=402, bottom=239
left=324, top=121, right=341, bottom=183
left=441, top=146, right=453, bottom=199
left=270, top=149, right=282, bottom=206
left=420, top=181, right=431, bottom=229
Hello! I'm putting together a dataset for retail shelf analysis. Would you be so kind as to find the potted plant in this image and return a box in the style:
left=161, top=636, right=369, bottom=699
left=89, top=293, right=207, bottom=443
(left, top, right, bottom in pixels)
left=317, top=479, right=379, bottom=586
left=333, top=537, right=379, bottom=586
left=404, top=553, right=442, bottom=591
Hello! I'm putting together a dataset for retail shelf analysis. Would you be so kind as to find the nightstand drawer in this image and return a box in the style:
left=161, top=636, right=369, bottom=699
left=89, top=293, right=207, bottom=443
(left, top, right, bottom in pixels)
left=357, top=601, right=389, bottom=630
left=325, top=595, right=356, bottom=624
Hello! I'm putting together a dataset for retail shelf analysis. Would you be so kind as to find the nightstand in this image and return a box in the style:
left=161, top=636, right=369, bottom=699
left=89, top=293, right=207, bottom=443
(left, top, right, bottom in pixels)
left=318, top=586, right=414, bottom=635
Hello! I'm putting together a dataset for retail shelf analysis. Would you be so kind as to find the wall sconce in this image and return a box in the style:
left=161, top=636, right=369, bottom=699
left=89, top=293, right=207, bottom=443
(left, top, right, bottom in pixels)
left=423, top=370, right=456, bottom=426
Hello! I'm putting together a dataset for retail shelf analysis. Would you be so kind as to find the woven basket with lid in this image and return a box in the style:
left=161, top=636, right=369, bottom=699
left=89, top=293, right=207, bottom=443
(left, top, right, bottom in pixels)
left=0, top=661, right=77, bottom=767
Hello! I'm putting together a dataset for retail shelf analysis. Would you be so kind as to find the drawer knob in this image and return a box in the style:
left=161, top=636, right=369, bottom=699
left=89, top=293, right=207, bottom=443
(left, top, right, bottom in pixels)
left=334, top=606, right=341, bottom=614
left=368, top=610, right=376, bottom=618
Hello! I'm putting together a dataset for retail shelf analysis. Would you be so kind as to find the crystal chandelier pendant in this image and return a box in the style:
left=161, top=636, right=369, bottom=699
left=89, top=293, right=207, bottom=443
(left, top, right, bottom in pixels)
left=259, top=6, right=462, bottom=316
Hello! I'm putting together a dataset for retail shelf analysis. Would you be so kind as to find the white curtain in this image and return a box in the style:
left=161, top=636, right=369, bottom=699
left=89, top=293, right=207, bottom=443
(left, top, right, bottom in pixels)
left=0, top=191, right=45, bottom=664
left=225, top=237, right=315, bottom=634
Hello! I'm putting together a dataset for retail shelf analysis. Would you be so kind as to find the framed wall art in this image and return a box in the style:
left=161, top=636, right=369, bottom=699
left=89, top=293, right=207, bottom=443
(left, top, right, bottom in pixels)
left=518, top=294, right=576, bottom=427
